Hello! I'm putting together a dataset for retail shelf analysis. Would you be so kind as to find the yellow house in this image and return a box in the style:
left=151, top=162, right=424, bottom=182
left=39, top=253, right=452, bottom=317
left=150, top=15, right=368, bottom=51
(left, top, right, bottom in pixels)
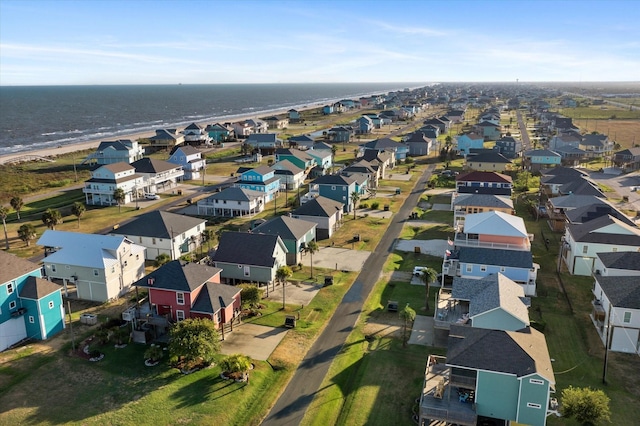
left=465, top=151, right=512, bottom=172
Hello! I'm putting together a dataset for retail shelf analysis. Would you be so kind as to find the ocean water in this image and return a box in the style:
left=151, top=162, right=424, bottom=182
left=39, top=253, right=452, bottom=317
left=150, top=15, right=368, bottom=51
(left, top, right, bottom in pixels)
left=0, top=83, right=422, bottom=155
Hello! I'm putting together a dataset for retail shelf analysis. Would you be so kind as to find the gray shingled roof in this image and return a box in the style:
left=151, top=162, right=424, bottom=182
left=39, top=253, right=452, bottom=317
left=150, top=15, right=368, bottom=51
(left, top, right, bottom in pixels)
left=596, top=252, right=640, bottom=271
left=132, top=158, right=181, bottom=174
left=596, top=276, right=640, bottom=309
left=547, top=194, right=608, bottom=210
left=103, top=162, right=135, bottom=173
left=292, top=196, right=344, bottom=217
left=112, top=211, right=205, bottom=239
left=312, top=174, right=356, bottom=185
left=361, top=138, right=406, bottom=150
left=467, top=152, right=512, bottom=164
left=456, top=171, right=512, bottom=183
left=558, top=179, right=604, bottom=197
left=253, top=215, right=316, bottom=241
left=457, top=246, right=533, bottom=268
left=567, top=215, right=640, bottom=245
left=272, top=159, right=304, bottom=175
left=566, top=203, right=635, bottom=226
left=212, top=231, right=286, bottom=267
left=453, top=194, right=513, bottom=209
left=18, top=276, right=61, bottom=299
left=191, top=282, right=241, bottom=315
left=447, top=325, right=554, bottom=383
left=0, top=251, right=41, bottom=284
left=452, top=274, right=529, bottom=324
left=134, top=260, right=222, bottom=292
left=204, top=187, right=264, bottom=202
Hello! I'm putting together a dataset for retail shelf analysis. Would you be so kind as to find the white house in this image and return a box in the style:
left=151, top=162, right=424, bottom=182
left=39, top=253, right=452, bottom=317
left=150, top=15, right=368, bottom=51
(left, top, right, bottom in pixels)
left=131, top=158, right=184, bottom=193
left=168, top=145, right=206, bottom=180
left=291, top=196, right=344, bottom=240
left=110, top=210, right=207, bottom=260
left=562, top=215, right=640, bottom=276
left=83, top=162, right=144, bottom=206
left=591, top=275, right=640, bottom=355
left=37, top=231, right=146, bottom=302
left=82, top=140, right=145, bottom=165
left=197, top=187, right=266, bottom=217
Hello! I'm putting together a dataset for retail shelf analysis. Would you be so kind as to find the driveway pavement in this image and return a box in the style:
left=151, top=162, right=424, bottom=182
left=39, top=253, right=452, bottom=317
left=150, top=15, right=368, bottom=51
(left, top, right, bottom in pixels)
left=220, top=323, right=288, bottom=361
left=588, top=170, right=640, bottom=214
left=395, top=239, right=448, bottom=257
left=263, top=280, right=323, bottom=306
left=306, top=246, right=371, bottom=272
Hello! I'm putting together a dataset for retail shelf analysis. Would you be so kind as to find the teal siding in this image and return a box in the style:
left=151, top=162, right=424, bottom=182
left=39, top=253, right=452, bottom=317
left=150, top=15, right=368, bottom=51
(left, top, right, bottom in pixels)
left=473, top=310, right=527, bottom=331
left=37, top=292, right=65, bottom=339
left=517, top=375, right=550, bottom=426
left=215, top=261, right=274, bottom=284
left=476, top=371, right=518, bottom=420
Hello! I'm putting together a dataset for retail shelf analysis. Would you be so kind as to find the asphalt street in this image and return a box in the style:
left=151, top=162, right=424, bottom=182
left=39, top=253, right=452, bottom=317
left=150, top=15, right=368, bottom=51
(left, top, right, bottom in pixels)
left=261, top=163, right=436, bottom=426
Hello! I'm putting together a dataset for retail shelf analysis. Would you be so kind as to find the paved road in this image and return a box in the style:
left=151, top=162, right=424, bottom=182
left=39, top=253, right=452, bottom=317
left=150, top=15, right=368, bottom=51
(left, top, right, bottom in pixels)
left=262, top=162, right=436, bottom=426
left=516, top=110, right=531, bottom=151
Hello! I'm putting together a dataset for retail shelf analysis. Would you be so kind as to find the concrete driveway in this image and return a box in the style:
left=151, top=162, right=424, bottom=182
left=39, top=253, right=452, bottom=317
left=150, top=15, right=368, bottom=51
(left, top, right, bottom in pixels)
left=220, top=323, right=288, bottom=361
left=588, top=170, right=640, bottom=214
left=305, top=246, right=371, bottom=272
left=263, top=280, right=323, bottom=306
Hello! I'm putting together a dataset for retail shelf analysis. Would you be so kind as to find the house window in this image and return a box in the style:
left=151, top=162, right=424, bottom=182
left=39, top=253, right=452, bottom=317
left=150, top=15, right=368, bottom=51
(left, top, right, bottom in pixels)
left=332, top=185, right=336, bottom=190
left=176, top=310, right=185, bottom=321
left=93, top=269, right=99, bottom=276
left=29, top=316, right=35, bottom=324
left=111, top=266, right=116, bottom=273
left=480, top=265, right=487, bottom=272
left=612, top=247, right=617, bottom=252
left=500, top=267, right=506, bottom=273
left=244, top=266, right=250, bottom=277
left=49, top=301, right=55, bottom=309
left=582, top=245, right=588, bottom=254
left=9, top=301, right=16, bottom=310
left=51, top=264, right=57, bottom=272
left=182, top=233, right=186, bottom=239
left=530, top=378, right=544, bottom=385
left=139, top=237, right=143, bottom=243
left=466, top=265, right=472, bottom=273
left=216, top=312, right=222, bottom=323
left=527, top=403, right=541, bottom=409
left=623, top=311, right=632, bottom=323
left=176, top=292, right=185, bottom=305
left=7, top=282, right=14, bottom=294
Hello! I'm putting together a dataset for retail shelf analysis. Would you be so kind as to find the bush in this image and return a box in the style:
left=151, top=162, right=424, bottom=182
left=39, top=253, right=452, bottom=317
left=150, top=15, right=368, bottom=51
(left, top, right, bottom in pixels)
left=359, top=202, right=369, bottom=209
left=370, top=201, right=380, bottom=210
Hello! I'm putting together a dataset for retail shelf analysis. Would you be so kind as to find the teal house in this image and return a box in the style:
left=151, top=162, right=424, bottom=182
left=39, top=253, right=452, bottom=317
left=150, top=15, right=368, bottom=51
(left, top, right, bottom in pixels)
left=253, top=215, right=317, bottom=265
left=1, top=251, right=64, bottom=351
left=524, top=149, right=562, bottom=172
left=419, top=325, right=556, bottom=426
left=205, top=123, right=233, bottom=142
left=236, top=165, right=280, bottom=202
left=311, top=174, right=357, bottom=213
left=275, top=148, right=316, bottom=171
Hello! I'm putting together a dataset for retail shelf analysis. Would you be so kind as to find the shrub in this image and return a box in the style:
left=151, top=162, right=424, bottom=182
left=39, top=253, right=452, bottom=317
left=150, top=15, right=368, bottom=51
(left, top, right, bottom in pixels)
left=370, top=201, right=380, bottom=209
left=359, top=202, right=369, bottom=209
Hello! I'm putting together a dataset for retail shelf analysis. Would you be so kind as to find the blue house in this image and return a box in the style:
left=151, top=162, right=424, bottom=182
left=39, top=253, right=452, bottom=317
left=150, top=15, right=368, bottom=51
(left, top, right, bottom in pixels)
left=322, top=105, right=334, bottom=115
left=360, top=138, right=409, bottom=161
left=1, top=251, right=64, bottom=351
left=328, top=126, right=352, bottom=143
left=456, top=132, right=485, bottom=156
left=356, top=116, right=374, bottom=134
left=288, top=109, right=301, bottom=122
left=494, top=136, right=522, bottom=159
left=474, top=121, right=501, bottom=141
left=205, top=123, right=233, bottom=142
left=524, top=149, right=562, bottom=172
left=310, top=174, right=357, bottom=212
left=236, top=165, right=280, bottom=202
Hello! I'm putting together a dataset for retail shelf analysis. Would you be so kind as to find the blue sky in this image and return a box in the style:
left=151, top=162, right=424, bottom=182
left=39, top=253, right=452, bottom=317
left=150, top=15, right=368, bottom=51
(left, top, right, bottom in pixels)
left=1, top=0, right=639, bottom=85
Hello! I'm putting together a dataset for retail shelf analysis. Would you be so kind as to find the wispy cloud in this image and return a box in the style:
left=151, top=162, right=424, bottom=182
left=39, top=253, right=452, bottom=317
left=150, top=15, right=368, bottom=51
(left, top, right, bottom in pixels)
left=366, top=20, right=448, bottom=37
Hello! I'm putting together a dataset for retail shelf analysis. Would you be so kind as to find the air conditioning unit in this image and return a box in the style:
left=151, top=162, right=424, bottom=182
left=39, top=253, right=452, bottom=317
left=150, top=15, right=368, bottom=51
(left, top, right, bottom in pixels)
left=68, top=276, right=76, bottom=283
left=122, top=307, right=136, bottom=321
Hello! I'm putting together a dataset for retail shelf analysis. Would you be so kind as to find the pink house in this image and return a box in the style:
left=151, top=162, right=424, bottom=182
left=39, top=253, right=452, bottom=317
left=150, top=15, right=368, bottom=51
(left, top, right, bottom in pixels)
left=134, top=260, right=241, bottom=334
left=454, top=211, right=531, bottom=251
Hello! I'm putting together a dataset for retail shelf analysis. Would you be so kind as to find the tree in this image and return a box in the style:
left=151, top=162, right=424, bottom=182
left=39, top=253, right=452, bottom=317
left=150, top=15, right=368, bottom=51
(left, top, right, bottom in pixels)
left=201, top=228, right=214, bottom=253
left=168, top=318, right=221, bottom=369
left=10, top=196, right=24, bottom=221
left=276, top=265, right=293, bottom=309
left=113, top=188, right=126, bottom=213
left=155, top=253, right=171, bottom=267
left=17, top=224, right=36, bottom=247
left=561, top=386, right=611, bottom=425
left=305, top=240, right=319, bottom=279
left=330, top=144, right=338, bottom=172
left=71, top=202, right=86, bottom=228
left=239, top=284, right=262, bottom=309
left=419, top=268, right=438, bottom=311
left=350, top=191, right=361, bottom=220
left=0, top=206, right=10, bottom=250
left=220, top=353, right=252, bottom=382
left=41, top=208, right=62, bottom=230
left=399, top=303, right=416, bottom=347
left=444, top=135, right=452, bottom=147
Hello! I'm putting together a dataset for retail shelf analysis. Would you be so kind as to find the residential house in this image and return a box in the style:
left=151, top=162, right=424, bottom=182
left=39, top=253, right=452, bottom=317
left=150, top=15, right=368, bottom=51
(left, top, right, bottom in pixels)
left=263, top=115, right=289, bottom=129
left=545, top=194, right=609, bottom=231
left=245, top=118, right=268, bottom=134
left=612, top=147, right=640, bottom=171
left=360, top=138, right=409, bottom=161
left=356, top=115, right=373, bottom=134
left=288, top=134, right=315, bottom=150
left=271, top=160, right=306, bottom=190
left=231, top=121, right=253, bottom=139
left=83, top=162, right=144, bottom=206
left=275, top=148, right=315, bottom=172
left=0, top=251, right=64, bottom=352
left=465, top=152, right=512, bottom=172
left=168, top=145, right=206, bottom=180
left=288, top=109, right=301, bottom=123
left=306, top=148, right=332, bottom=176
left=205, top=123, right=234, bottom=142
left=197, top=187, right=265, bottom=217
left=82, top=140, right=145, bottom=165
left=455, top=133, right=485, bottom=157
left=110, top=210, right=206, bottom=261
left=591, top=275, right=640, bottom=355
left=149, top=129, right=184, bottom=150
left=451, top=193, right=514, bottom=225
left=523, top=149, right=562, bottom=172
left=580, top=133, right=613, bottom=158
left=245, top=133, right=283, bottom=155
left=434, top=273, right=530, bottom=331
left=235, top=165, right=280, bottom=202
left=453, top=211, right=532, bottom=252
left=291, top=196, right=344, bottom=240
left=328, top=126, right=352, bottom=143
left=549, top=130, right=582, bottom=151
left=309, top=174, right=357, bottom=212
left=37, top=230, right=146, bottom=302
left=182, top=122, right=212, bottom=145
left=134, top=260, right=241, bottom=332
left=423, top=117, right=449, bottom=134
left=417, top=126, right=440, bottom=140
left=494, top=136, right=521, bottom=159
left=253, top=216, right=317, bottom=265
left=445, top=109, right=465, bottom=124
left=455, top=171, right=513, bottom=196
left=593, top=251, right=640, bottom=277
left=322, top=105, right=334, bottom=115
left=539, top=166, right=589, bottom=196
left=419, top=326, right=555, bottom=426
left=562, top=214, right=640, bottom=275
left=405, top=132, right=433, bottom=157
left=211, top=232, right=288, bottom=286
left=474, top=121, right=501, bottom=141
left=554, top=146, right=588, bottom=166
left=131, top=158, right=184, bottom=193
left=557, top=177, right=605, bottom=198
left=360, top=149, right=395, bottom=176
left=566, top=203, right=635, bottom=227
left=342, top=160, right=378, bottom=189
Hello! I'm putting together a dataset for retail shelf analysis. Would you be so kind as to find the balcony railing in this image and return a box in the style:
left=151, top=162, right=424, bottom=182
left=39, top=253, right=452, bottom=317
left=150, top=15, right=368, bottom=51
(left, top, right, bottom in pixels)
left=454, top=234, right=530, bottom=251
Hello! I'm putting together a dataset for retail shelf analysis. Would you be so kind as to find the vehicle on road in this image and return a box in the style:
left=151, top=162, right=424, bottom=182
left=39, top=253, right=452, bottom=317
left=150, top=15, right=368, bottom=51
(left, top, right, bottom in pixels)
left=144, top=193, right=160, bottom=200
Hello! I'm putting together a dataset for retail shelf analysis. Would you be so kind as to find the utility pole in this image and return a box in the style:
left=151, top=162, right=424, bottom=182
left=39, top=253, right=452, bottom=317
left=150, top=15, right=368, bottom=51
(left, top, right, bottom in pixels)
left=67, top=300, right=75, bottom=352
left=602, top=306, right=613, bottom=384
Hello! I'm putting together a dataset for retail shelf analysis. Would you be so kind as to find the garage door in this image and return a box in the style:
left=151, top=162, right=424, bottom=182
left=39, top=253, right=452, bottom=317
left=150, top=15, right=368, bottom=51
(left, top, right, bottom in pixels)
left=0, top=317, right=27, bottom=351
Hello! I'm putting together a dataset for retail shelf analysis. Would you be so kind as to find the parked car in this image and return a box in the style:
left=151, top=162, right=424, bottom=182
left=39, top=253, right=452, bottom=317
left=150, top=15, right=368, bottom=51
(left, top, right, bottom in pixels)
left=144, top=193, right=160, bottom=200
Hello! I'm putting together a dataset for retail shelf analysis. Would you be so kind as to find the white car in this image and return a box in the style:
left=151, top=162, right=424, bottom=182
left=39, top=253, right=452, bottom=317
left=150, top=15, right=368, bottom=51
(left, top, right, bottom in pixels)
left=144, top=193, right=160, bottom=200
left=413, top=266, right=428, bottom=276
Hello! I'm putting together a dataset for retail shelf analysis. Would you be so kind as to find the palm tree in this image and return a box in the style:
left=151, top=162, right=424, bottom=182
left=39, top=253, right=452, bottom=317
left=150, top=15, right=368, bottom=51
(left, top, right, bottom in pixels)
left=350, top=191, right=361, bottom=220
left=305, top=240, right=318, bottom=279
left=71, top=202, right=86, bottom=228
left=202, top=228, right=214, bottom=253
left=419, top=268, right=438, bottom=311
left=155, top=253, right=171, bottom=267
left=399, top=303, right=416, bottom=347
left=41, top=208, right=62, bottom=230
left=10, top=196, right=24, bottom=221
left=0, top=206, right=9, bottom=249
left=330, top=144, right=338, bottom=172
left=17, top=224, right=36, bottom=247
left=113, top=188, right=126, bottom=213
left=276, top=265, right=293, bottom=309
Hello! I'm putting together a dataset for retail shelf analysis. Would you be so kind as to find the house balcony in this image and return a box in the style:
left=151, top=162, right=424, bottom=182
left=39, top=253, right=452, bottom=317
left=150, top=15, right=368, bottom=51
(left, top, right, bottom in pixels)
left=590, top=299, right=608, bottom=346
left=418, top=355, right=477, bottom=426
left=442, top=259, right=459, bottom=277
left=434, top=289, right=470, bottom=330
left=454, top=233, right=531, bottom=251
